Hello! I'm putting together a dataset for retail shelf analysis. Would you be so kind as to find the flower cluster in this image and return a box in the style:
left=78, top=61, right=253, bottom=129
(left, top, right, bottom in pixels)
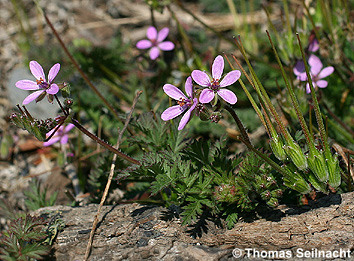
left=161, top=55, right=241, bottom=130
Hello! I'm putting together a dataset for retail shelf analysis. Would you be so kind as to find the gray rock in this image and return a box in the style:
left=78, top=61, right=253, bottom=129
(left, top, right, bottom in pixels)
left=33, top=192, right=354, bottom=260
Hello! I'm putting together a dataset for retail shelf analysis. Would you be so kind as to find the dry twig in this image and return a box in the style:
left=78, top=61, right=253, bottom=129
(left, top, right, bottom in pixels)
left=84, top=91, right=143, bottom=260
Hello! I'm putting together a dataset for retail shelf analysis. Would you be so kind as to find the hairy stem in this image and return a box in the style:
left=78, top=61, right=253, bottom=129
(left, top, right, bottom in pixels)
left=70, top=118, right=140, bottom=165
left=266, top=31, right=315, bottom=150
left=296, top=34, right=329, bottom=155
left=224, top=104, right=251, bottom=145
left=34, top=2, right=121, bottom=122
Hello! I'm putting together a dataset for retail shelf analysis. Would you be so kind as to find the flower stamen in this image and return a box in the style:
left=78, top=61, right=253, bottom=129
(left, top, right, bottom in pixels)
left=178, top=98, right=186, bottom=107
left=36, top=77, right=44, bottom=85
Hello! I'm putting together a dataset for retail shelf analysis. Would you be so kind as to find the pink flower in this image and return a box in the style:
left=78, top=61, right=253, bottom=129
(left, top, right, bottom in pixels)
left=308, top=38, right=319, bottom=52
left=293, top=54, right=334, bottom=93
left=15, top=61, right=60, bottom=105
left=43, top=123, right=74, bottom=147
left=161, top=76, right=198, bottom=130
left=191, top=55, right=240, bottom=105
left=136, top=26, right=175, bottom=60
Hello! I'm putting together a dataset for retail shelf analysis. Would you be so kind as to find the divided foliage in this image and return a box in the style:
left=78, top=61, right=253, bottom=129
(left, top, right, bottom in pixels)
left=0, top=215, right=50, bottom=261
left=120, top=113, right=283, bottom=228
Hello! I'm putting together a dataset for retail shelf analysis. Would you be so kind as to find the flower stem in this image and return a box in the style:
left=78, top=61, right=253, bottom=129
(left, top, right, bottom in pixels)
left=266, top=31, right=315, bottom=151
left=234, top=36, right=291, bottom=142
left=224, top=104, right=251, bottom=145
left=34, top=3, right=121, bottom=122
left=54, top=95, right=68, bottom=116
left=237, top=136, right=289, bottom=177
left=296, top=34, right=330, bottom=155
left=70, top=118, right=141, bottom=165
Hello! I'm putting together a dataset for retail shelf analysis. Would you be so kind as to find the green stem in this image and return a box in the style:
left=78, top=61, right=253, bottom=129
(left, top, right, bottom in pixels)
left=234, top=36, right=291, bottom=142
left=296, top=34, right=330, bottom=155
left=237, top=136, right=289, bottom=177
left=224, top=54, right=268, bottom=134
left=301, top=0, right=321, bottom=41
left=266, top=31, right=315, bottom=151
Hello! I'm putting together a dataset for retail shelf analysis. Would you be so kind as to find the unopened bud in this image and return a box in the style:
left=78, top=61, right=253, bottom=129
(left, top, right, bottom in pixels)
left=307, top=171, right=328, bottom=193
left=60, top=82, right=71, bottom=98
left=269, top=135, right=287, bottom=161
left=307, top=148, right=328, bottom=183
left=326, top=153, right=341, bottom=189
left=210, top=111, right=221, bottom=123
left=10, top=113, right=24, bottom=129
left=196, top=104, right=211, bottom=121
left=30, top=122, right=46, bottom=141
left=213, top=184, right=237, bottom=203
left=261, top=190, right=271, bottom=200
left=282, top=165, right=311, bottom=194
left=271, top=189, right=283, bottom=197
left=283, top=140, right=308, bottom=170
left=267, top=197, right=279, bottom=208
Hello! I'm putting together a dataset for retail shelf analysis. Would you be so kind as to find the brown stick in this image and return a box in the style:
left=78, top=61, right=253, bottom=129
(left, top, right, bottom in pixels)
left=84, top=91, right=143, bottom=260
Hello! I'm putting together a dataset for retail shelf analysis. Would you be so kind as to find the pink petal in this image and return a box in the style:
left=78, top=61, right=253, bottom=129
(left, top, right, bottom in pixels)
left=184, top=76, right=193, bottom=98
left=46, top=127, right=58, bottom=137
left=212, top=55, right=224, bottom=80
left=147, top=26, right=157, bottom=40
left=318, top=66, right=334, bottom=79
left=64, top=123, right=75, bottom=132
left=60, top=134, right=69, bottom=145
left=29, top=61, right=45, bottom=80
left=157, top=27, right=169, bottom=42
left=294, top=61, right=305, bottom=76
left=15, top=80, right=39, bottom=90
left=217, top=89, right=237, bottom=104
left=298, top=72, right=308, bottom=81
left=316, top=80, right=328, bottom=88
left=161, top=105, right=186, bottom=121
left=43, top=136, right=60, bottom=146
left=199, top=89, right=215, bottom=104
left=22, top=90, right=45, bottom=105
left=149, top=46, right=160, bottom=60
left=308, top=38, right=319, bottom=52
left=306, top=83, right=312, bottom=94
left=158, top=41, right=175, bottom=51
left=46, top=83, right=59, bottom=95
left=136, top=40, right=152, bottom=49
left=48, top=63, right=60, bottom=83
left=191, top=70, right=211, bottom=87
left=163, top=84, right=187, bottom=100
left=220, top=70, right=241, bottom=87
left=308, top=54, right=322, bottom=75
left=178, top=102, right=196, bottom=130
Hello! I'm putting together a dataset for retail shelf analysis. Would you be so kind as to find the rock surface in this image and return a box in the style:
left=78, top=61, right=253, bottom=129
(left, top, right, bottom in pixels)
left=33, top=192, right=354, bottom=260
